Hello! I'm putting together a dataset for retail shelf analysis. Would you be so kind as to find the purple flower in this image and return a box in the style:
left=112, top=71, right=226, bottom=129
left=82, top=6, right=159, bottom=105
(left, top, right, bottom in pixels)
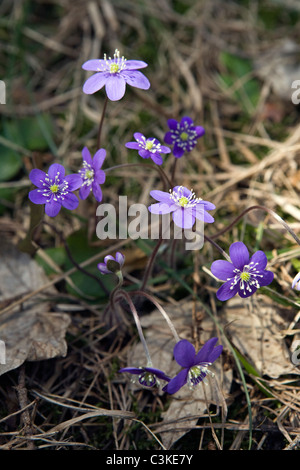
left=82, top=49, right=150, bottom=101
left=292, top=272, right=300, bottom=290
left=148, top=185, right=215, bottom=229
left=119, top=366, right=170, bottom=388
left=125, top=132, right=171, bottom=165
left=164, top=116, right=205, bottom=158
left=28, top=163, right=82, bottom=217
left=78, top=147, right=106, bottom=202
left=211, top=241, right=274, bottom=301
left=163, top=338, right=223, bottom=394
left=97, top=251, right=125, bottom=275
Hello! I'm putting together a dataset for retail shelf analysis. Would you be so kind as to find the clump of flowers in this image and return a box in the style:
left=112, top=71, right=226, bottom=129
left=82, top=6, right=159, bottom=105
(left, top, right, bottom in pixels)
left=78, top=147, right=106, bottom=202
left=211, top=241, right=274, bottom=301
left=163, top=338, right=223, bottom=394
left=125, top=132, right=171, bottom=165
left=82, top=49, right=150, bottom=101
left=148, top=185, right=215, bottom=229
left=119, top=365, right=170, bottom=388
left=164, top=116, right=205, bottom=158
left=28, top=163, right=82, bottom=217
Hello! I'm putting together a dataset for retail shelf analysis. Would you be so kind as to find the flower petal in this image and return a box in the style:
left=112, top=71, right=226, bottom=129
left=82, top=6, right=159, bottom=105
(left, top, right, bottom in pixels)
left=150, top=153, right=163, bottom=165
left=83, top=72, right=108, bottom=95
left=94, top=169, right=106, bottom=184
left=216, top=280, right=239, bottom=301
left=29, top=169, right=46, bottom=188
left=82, top=146, right=92, bottom=165
left=144, top=367, right=170, bottom=382
left=61, top=192, right=79, bottom=211
left=48, top=163, right=65, bottom=181
left=167, top=119, right=179, bottom=130
left=163, top=368, right=189, bottom=394
left=259, top=270, right=274, bottom=286
left=28, top=189, right=46, bottom=204
left=194, top=337, right=219, bottom=365
left=172, top=207, right=195, bottom=229
left=125, top=60, right=148, bottom=70
left=149, top=190, right=171, bottom=203
left=105, top=75, right=126, bottom=101
left=79, top=184, right=90, bottom=200
left=65, top=174, right=83, bottom=191
left=82, top=59, right=106, bottom=71
left=229, top=241, right=249, bottom=270
left=211, top=260, right=235, bottom=281
left=45, top=200, right=61, bottom=217
left=118, top=367, right=141, bottom=375
left=164, top=131, right=174, bottom=144
left=148, top=202, right=174, bottom=214
left=173, top=339, right=195, bottom=367
left=97, top=262, right=111, bottom=274
left=115, top=252, right=125, bottom=266
left=173, top=143, right=185, bottom=158
left=249, top=250, right=268, bottom=270
left=91, top=182, right=103, bottom=202
left=121, top=70, right=150, bottom=90
left=195, top=126, right=205, bottom=138
left=93, top=148, right=106, bottom=170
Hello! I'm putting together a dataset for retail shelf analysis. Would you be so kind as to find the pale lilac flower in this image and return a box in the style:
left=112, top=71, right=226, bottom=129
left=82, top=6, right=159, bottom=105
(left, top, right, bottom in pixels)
left=164, top=116, right=205, bottom=158
left=211, top=241, right=274, bottom=301
left=148, top=185, right=215, bottom=229
left=292, top=272, right=300, bottom=290
left=125, top=132, right=171, bottom=165
left=78, top=147, right=106, bottom=202
left=163, top=338, right=223, bottom=394
left=82, top=49, right=150, bottom=101
left=119, top=366, right=170, bottom=388
left=28, top=163, right=82, bottom=217
left=97, top=252, right=125, bottom=275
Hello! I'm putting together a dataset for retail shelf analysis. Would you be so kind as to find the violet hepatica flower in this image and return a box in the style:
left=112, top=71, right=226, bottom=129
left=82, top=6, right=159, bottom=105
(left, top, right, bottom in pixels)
left=148, top=185, right=215, bottom=229
left=82, top=49, right=150, bottom=101
left=78, top=147, right=106, bottom=202
left=97, top=252, right=125, bottom=275
left=119, top=366, right=170, bottom=388
left=163, top=338, right=223, bottom=395
left=28, top=163, right=82, bottom=217
left=211, top=241, right=274, bottom=301
left=164, top=116, right=205, bottom=158
left=125, top=132, right=171, bottom=165
left=292, top=272, right=300, bottom=290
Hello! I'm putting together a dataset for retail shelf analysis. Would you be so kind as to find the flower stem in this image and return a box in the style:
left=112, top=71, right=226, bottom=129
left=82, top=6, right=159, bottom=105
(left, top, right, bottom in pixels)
left=132, top=290, right=180, bottom=342
left=97, top=96, right=109, bottom=150
left=105, top=162, right=172, bottom=189
left=140, top=235, right=164, bottom=290
left=114, top=289, right=152, bottom=365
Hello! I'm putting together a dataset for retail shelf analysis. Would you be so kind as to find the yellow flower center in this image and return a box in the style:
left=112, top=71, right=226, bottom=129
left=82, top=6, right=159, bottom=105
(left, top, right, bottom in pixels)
left=240, top=271, right=250, bottom=282
left=178, top=196, right=189, bottom=207
left=110, top=63, right=119, bottom=74
left=145, top=140, right=154, bottom=150
left=50, top=184, right=59, bottom=193
left=180, top=131, right=189, bottom=141
left=85, top=169, right=94, bottom=180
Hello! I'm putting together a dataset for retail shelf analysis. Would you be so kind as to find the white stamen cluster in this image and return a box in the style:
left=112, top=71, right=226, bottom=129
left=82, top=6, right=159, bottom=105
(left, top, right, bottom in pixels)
left=137, top=135, right=161, bottom=154
left=80, top=161, right=95, bottom=188
left=229, top=261, right=264, bottom=294
left=37, top=172, right=69, bottom=203
left=187, top=362, right=213, bottom=388
left=98, top=49, right=127, bottom=74
left=169, top=186, right=202, bottom=208
left=171, top=121, right=197, bottom=149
